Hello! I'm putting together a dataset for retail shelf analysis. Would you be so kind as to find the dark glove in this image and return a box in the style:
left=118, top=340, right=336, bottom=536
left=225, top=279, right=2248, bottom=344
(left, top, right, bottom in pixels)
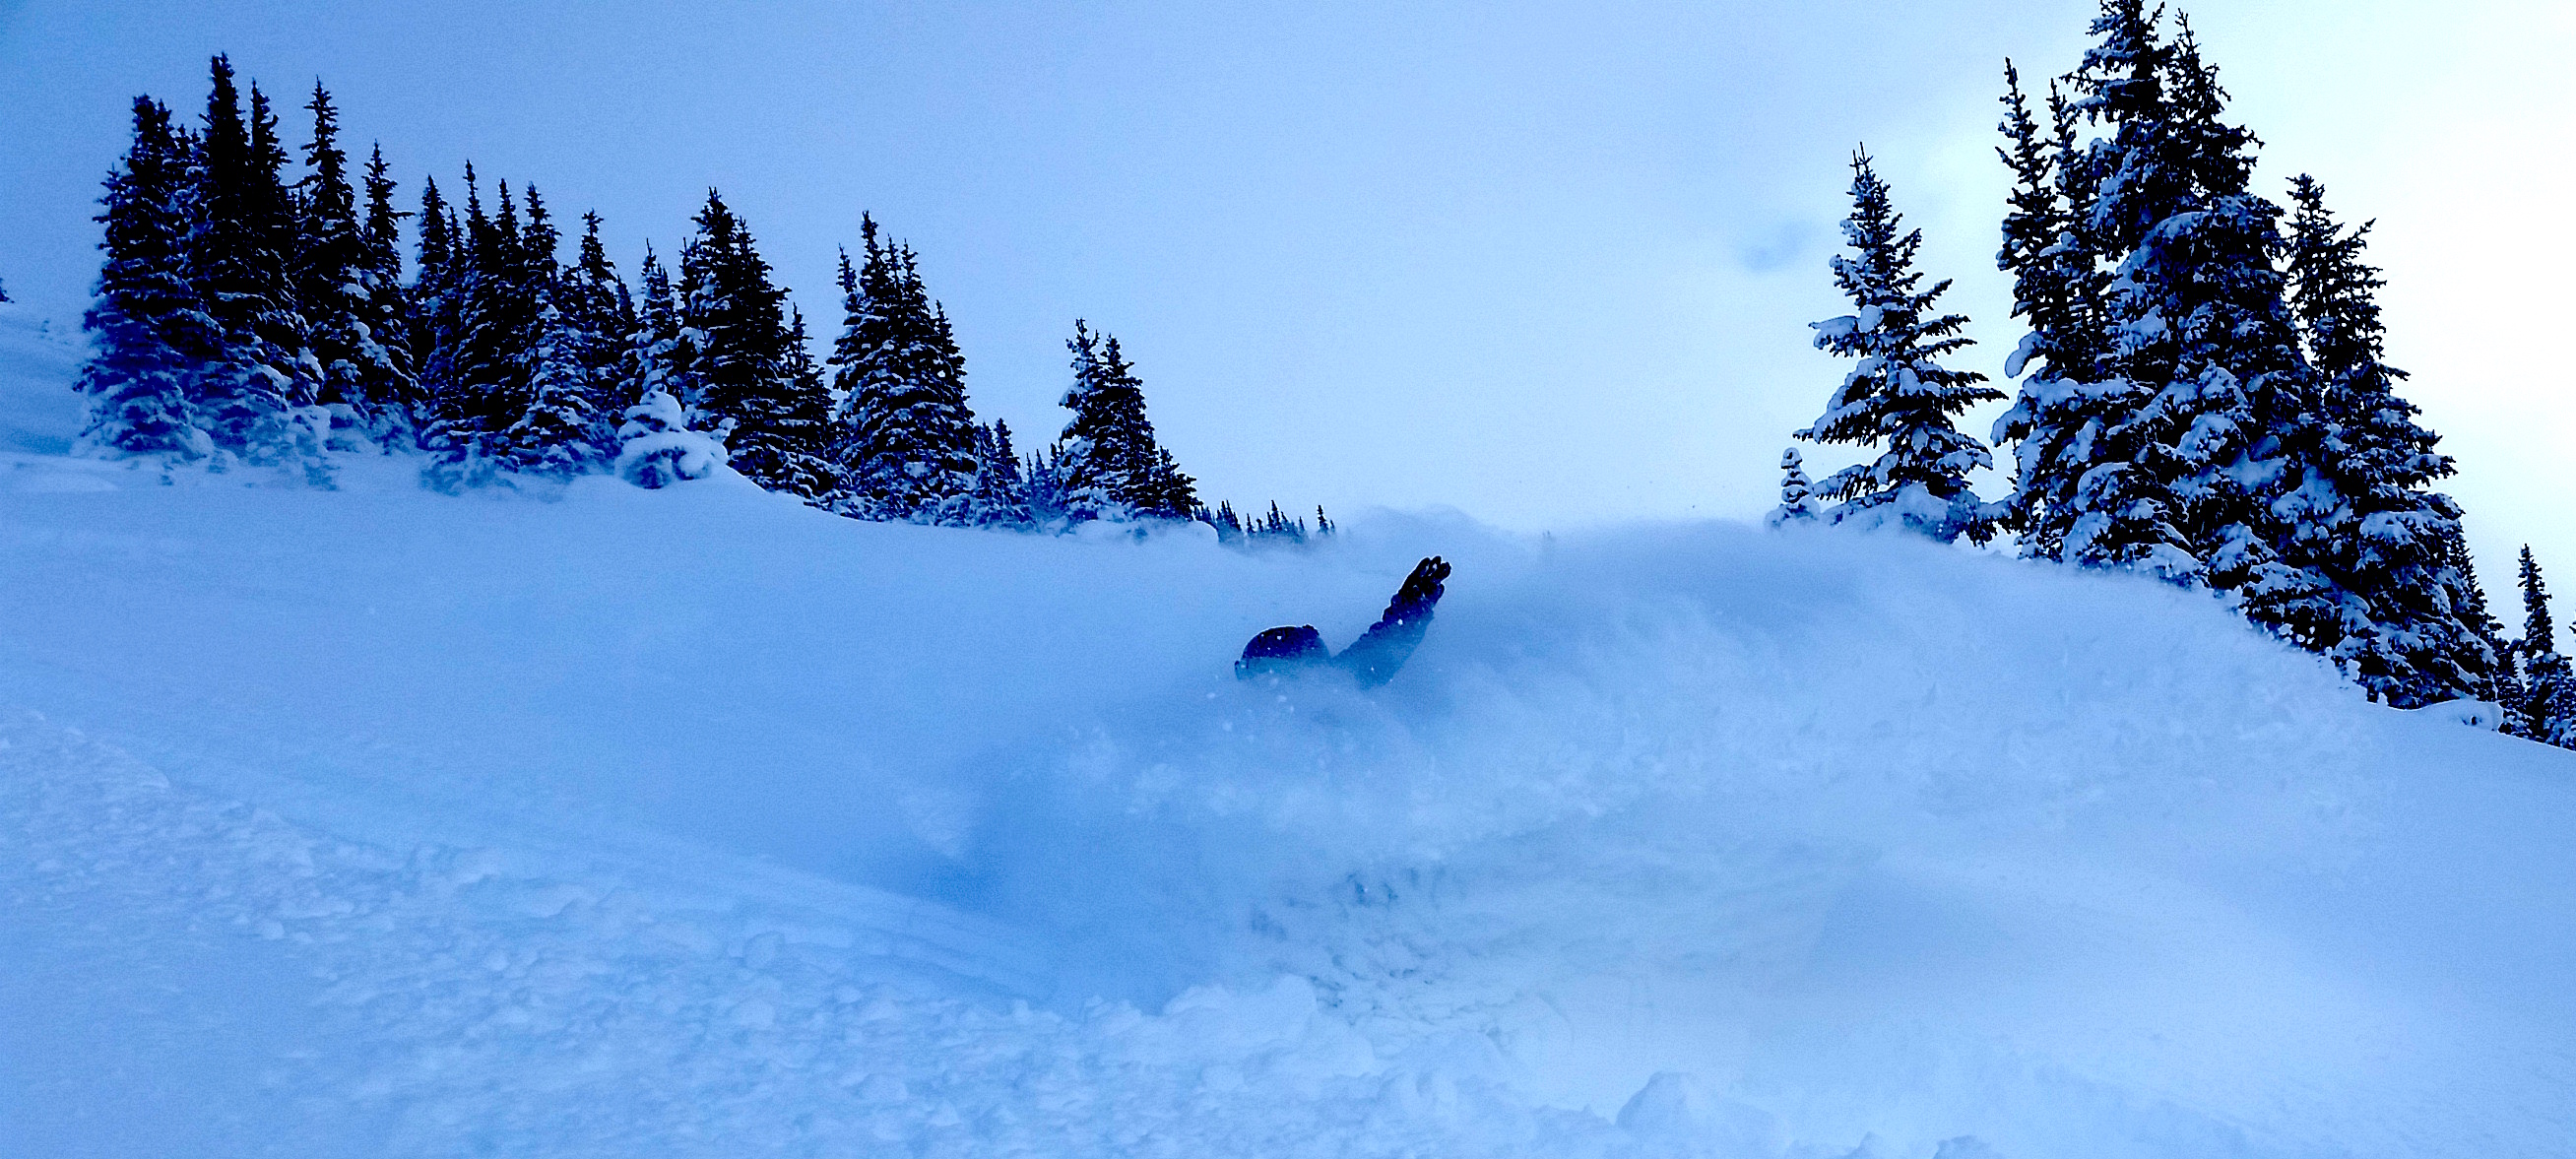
left=1385, top=556, right=1450, bottom=623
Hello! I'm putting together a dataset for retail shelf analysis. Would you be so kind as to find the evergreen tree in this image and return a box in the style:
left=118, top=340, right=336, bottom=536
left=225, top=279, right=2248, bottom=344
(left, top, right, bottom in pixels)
left=626, top=243, right=694, bottom=430
left=827, top=219, right=980, bottom=521
left=1767, top=447, right=1819, bottom=528
left=409, top=174, right=462, bottom=417
left=1021, top=442, right=1067, bottom=527
left=354, top=143, right=420, bottom=442
left=614, top=383, right=729, bottom=488
left=293, top=82, right=414, bottom=448
left=2272, top=174, right=2479, bottom=705
left=1796, top=150, right=2000, bottom=543
left=78, top=96, right=215, bottom=459
left=420, top=166, right=531, bottom=487
left=678, top=190, right=833, bottom=499
left=963, top=419, right=1033, bottom=528
left=1989, top=61, right=2110, bottom=555
left=1053, top=322, right=1185, bottom=522
left=563, top=212, right=636, bottom=442
left=2445, top=529, right=2524, bottom=730
left=1209, top=499, right=1246, bottom=543
left=193, top=57, right=326, bottom=472
left=1990, top=7, right=2307, bottom=607
left=497, top=288, right=606, bottom=477
left=2517, top=547, right=2574, bottom=746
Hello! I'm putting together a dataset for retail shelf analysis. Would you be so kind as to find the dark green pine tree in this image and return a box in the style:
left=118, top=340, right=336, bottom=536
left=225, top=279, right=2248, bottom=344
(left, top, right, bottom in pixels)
left=2444, top=529, right=2525, bottom=731
left=193, top=56, right=326, bottom=471
left=562, top=212, right=636, bottom=443
left=496, top=285, right=605, bottom=477
left=2031, top=8, right=2310, bottom=613
left=1989, top=60, right=2110, bottom=557
left=408, top=173, right=461, bottom=412
left=2517, top=547, right=2574, bottom=747
left=678, top=190, right=833, bottom=499
left=421, top=166, right=539, bottom=486
left=293, top=81, right=413, bottom=448
left=826, top=218, right=981, bottom=522
left=627, top=242, right=690, bottom=413
left=354, top=143, right=420, bottom=442
left=79, top=96, right=217, bottom=459
left=1053, top=322, right=1188, bottom=522
left=964, top=419, right=1033, bottom=527
left=1795, top=149, right=2001, bottom=544
left=2273, top=174, right=2479, bottom=706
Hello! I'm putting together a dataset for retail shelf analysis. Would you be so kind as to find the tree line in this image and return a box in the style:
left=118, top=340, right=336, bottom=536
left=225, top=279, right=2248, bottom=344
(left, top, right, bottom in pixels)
left=1768, top=1, right=2575, bottom=746
left=76, top=55, right=1326, bottom=543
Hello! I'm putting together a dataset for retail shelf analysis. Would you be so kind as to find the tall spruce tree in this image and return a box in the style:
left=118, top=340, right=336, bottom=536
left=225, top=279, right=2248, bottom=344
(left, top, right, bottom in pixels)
left=497, top=286, right=605, bottom=477
left=78, top=96, right=216, bottom=459
left=827, top=219, right=981, bottom=522
left=2445, top=529, right=2525, bottom=728
left=678, top=190, right=833, bottom=499
left=563, top=212, right=636, bottom=443
left=354, top=143, right=420, bottom=442
left=1989, top=6, right=2310, bottom=610
left=194, top=57, right=325, bottom=471
left=420, top=166, right=532, bottom=486
left=409, top=173, right=462, bottom=420
left=1796, top=150, right=2001, bottom=544
left=627, top=243, right=694, bottom=424
left=293, top=82, right=413, bottom=447
left=2273, top=174, right=2479, bottom=705
left=965, top=419, right=1034, bottom=528
left=1990, top=61, right=2110, bottom=556
left=2517, top=547, right=2574, bottom=746
left=1053, top=322, right=1187, bottom=522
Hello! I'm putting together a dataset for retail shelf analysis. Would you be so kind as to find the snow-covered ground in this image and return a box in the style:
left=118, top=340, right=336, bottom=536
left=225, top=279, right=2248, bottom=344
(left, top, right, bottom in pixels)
left=2, top=302, right=2570, bottom=1158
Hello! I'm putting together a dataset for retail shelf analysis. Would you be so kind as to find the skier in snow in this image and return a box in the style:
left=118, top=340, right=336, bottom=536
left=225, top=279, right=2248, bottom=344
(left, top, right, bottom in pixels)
left=1236, top=556, right=1451, bottom=687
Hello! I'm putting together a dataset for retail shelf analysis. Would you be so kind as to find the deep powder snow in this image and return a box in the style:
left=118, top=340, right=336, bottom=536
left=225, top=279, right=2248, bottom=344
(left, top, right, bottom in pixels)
left=1, top=306, right=2570, bottom=1157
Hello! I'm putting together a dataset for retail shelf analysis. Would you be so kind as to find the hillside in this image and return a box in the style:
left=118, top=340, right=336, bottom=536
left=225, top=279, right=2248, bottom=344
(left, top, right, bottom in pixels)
left=2, top=305, right=2571, bottom=1158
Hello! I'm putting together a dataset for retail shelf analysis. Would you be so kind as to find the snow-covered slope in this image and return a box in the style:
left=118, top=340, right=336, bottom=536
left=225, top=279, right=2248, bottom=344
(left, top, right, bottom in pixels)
left=3, top=309, right=2571, bottom=1157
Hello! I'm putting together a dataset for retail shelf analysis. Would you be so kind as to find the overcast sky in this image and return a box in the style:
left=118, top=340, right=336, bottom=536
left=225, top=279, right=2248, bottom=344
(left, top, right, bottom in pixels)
left=1, top=0, right=2566, bottom=595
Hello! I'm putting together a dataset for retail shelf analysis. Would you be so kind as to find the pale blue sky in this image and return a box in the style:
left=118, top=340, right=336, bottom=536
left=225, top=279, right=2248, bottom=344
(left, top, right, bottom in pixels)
left=1, top=0, right=2566, bottom=597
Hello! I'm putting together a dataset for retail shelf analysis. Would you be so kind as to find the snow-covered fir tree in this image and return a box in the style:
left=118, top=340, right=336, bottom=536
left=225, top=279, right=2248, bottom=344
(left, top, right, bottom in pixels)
left=78, top=96, right=217, bottom=461
left=194, top=57, right=328, bottom=475
left=561, top=212, right=637, bottom=447
left=2516, top=547, right=2574, bottom=746
left=626, top=243, right=681, bottom=402
left=354, top=143, right=420, bottom=443
left=1796, top=150, right=2000, bottom=544
left=676, top=191, right=833, bottom=500
left=1986, top=6, right=2312, bottom=613
left=1988, top=61, right=2110, bottom=556
left=407, top=173, right=463, bottom=427
left=1766, top=447, right=1819, bottom=528
left=614, top=385, right=728, bottom=489
left=292, top=82, right=406, bottom=450
left=826, top=220, right=980, bottom=522
left=1053, top=321, right=1192, bottom=523
left=495, top=289, right=605, bottom=478
left=962, top=420, right=1033, bottom=528
left=2074, top=12, right=2290, bottom=584
left=2271, top=174, right=2481, bottom=706
left=2444, top=529, right=2526, bottom=731
left=420, top=170, right=542, bottom=488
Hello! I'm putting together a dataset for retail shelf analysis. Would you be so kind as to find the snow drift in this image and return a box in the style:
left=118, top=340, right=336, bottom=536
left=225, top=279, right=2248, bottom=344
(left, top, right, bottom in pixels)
left=2, top=305, right=2570, bottom=1157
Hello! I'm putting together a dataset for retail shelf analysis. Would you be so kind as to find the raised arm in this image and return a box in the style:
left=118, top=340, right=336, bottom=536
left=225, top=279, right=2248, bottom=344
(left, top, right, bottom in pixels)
left=1333, top=556, right=1451, bottom=688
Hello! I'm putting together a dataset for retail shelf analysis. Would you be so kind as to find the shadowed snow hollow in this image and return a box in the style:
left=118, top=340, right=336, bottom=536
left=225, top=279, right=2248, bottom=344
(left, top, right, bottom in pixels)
left=0, top=358, right=2569, bottom=1157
